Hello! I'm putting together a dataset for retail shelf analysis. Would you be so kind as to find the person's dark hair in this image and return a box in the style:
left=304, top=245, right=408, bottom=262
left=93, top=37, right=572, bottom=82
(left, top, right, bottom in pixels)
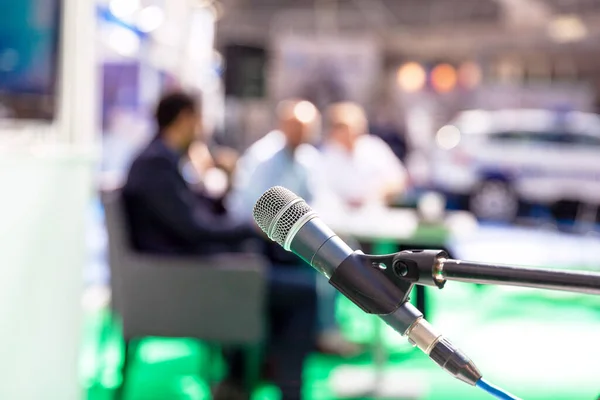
left=154, top=91, right=199, bottom=133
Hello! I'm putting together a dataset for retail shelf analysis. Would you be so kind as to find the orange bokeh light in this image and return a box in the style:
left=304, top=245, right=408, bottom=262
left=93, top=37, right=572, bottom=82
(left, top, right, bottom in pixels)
left=431, top=63, right=457, bottom=93
left=397, top=62, right=426, bottom=93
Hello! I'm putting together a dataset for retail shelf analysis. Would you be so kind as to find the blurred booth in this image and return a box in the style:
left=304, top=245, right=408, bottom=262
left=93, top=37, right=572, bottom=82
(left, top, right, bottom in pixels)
left=0, top=0, right=220, bottom=397
left=98, top=0, right=222, bottom=182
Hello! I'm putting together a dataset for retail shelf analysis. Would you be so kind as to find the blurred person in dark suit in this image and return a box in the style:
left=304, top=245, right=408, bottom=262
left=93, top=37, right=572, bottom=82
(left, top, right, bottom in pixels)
left=123, top=92, right=316, bottom=400
left=123, top=92, right=251, bottom=254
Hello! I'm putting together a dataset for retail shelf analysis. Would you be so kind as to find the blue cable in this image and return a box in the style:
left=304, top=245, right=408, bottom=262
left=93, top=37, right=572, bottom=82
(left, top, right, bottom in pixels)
left=476, top=378, right=522, bottom=400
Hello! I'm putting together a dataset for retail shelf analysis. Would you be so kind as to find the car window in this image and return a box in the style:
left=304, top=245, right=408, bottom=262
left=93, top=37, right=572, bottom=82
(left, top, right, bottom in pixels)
left=487, top=131, right=600, bottom=147
left=488, top=131, right=539, bottom=144
left=567, top=133, right=600, bottom=147
left=534, top=132, right=570, bottom=145
left=535, top=132, right=600, bottom=147
left=488, top=132, right=523, bottom=143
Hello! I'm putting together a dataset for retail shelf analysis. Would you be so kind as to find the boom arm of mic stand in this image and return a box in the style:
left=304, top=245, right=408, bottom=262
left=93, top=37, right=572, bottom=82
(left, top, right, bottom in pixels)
left=326, top=249, right=600, bottom=388
left=391, top=250, right=600, bottom=295
left=329, top=250, right=483, bottom=386
left=358, top=249, right=600, bottom=394
left=440, top=259, right=600, bottom=295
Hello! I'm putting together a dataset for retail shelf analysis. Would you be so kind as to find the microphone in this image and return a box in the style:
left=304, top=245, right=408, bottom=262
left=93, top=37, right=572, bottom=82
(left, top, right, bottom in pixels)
left=253, top=186, right=482, bottom=386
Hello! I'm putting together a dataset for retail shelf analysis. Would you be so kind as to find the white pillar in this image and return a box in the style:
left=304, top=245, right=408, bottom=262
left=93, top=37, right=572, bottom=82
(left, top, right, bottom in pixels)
left=59, top=0, right=98, bottom=148
left=0, top=0, right=97, bottom=398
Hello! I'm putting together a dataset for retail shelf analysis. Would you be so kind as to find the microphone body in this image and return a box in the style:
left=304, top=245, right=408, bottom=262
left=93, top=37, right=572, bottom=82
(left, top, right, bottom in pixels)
left=289, top=216, right=351, bottom=279
left=253, top=187, right=481, bottom=386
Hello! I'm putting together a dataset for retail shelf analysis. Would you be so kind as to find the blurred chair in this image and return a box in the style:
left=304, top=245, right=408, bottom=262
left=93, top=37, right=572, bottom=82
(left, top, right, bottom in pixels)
left=100, top=189, right=268, bottom=398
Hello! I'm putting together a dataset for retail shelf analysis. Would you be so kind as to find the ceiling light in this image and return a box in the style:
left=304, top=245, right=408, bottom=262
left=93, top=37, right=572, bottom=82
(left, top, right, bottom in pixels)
left=136, top=5, right=165, bottom=33
left=397, top=62, right=426, bottom=93
left=106, top=25, right=140, bottom=57
left=548, top=15, right=587, bottom=43
left=109, top=0, right=141, bottom=20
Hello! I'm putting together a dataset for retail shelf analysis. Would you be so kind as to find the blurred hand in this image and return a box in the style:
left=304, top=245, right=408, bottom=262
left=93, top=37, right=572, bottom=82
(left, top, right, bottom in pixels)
left=188, top=142, right=214, bottom=175
left=213, top=146, right=239, bottom=174
left=380, top=180, right=406, bottom=206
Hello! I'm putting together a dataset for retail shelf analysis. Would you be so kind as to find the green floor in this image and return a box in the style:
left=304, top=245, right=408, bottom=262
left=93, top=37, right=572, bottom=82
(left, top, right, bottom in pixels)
left=83, top=281, right=600, bottom=400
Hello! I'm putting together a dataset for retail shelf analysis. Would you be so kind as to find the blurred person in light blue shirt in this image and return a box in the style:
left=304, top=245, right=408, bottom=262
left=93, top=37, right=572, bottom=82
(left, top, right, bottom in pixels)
left=228, top=99, right=361, bottom=356
left=228, top=100, right=326, bottom=221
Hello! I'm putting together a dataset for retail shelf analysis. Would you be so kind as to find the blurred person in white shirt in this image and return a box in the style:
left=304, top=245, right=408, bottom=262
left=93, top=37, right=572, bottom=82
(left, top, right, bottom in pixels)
left=321, top=102, right=407, bottom=208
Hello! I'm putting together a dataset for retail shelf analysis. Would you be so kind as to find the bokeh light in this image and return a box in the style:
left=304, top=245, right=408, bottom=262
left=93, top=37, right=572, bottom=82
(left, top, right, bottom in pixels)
left=397, top=62, right=426, bottom=93
left=136, top=6, right=165, bottom=33
left=106, top=25, right=140, bottom=57
left=548, top=15, right=587, bottom=43
left=436, top=124, right=461, bottom=149
left=109, top=0, right=141, bottom=20
left=203, top=168, right=229, bottom=198
left=458, top=62, right=482, bottom=89
left=293, top=101, right=317, bottom=123
left=496, top=58, right=524, bottom=83
left=431, top=63, right=457, bottom=93
left=418, top=191, right=446, bottom=223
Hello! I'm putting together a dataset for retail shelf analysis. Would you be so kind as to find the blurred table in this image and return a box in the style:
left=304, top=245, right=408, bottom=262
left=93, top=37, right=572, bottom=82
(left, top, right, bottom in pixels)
left=322, top=206, right=477, bottom=246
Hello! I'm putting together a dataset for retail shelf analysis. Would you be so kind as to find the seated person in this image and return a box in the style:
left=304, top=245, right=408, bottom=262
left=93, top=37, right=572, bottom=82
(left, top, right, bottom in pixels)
left=228, top=99, right=360, bottom=356
left=321, top=102, right=407, bottom=208
left=123, top=92, right=316, bottom=400
left=227, top=99, right=321, bottom=222
left=227, top=99, right=324, bottom=263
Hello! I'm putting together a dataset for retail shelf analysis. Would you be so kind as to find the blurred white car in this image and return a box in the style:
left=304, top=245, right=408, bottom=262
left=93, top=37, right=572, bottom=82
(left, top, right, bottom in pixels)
left=430, top=109, right=600, bottom=221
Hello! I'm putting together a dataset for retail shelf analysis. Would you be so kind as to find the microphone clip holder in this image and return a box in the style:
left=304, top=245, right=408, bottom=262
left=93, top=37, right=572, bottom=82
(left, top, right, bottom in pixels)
left=328, top=249, right=486, bottom=387
left=328, top=248, right=600, bottom=317
left=328, top=250, right=447, bottom=316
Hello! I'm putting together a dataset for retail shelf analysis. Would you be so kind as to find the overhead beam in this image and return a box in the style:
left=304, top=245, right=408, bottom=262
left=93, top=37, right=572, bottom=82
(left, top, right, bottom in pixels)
left=386, top=13, right=600, bottom=57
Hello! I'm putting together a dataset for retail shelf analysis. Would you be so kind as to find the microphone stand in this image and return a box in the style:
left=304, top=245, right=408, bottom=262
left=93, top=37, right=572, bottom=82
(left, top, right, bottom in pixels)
left=438, top=259, right=600, bottom=294
left=331, top=249, right=600, bottom=399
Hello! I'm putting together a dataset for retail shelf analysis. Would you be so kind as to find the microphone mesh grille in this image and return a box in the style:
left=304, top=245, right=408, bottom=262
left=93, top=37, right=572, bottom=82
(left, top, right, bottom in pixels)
left=270, top=200, right=313, bottom=246
left=252, top=186, right=313, bottom=246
